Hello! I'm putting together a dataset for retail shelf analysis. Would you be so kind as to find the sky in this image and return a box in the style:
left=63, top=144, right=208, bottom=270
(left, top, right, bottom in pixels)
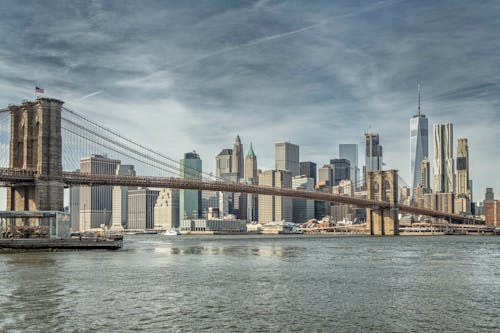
left=0, top=0, right=499, bottom=207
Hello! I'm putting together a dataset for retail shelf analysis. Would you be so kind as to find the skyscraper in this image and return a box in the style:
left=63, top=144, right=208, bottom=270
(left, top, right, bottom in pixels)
left=180, top=151, right=202, bottom=220
left=215, top=148, right=232, bottom=177
left=433, top=123, right=454, bottom=193
left=258, top=170, right=292, bottom=223
left=299, top=161, right=317, bottom=185
left=231, top=135, right=244, bottom=179
left=485, top=188, right=494, bottom=201
left=365, top=133, right=383, bottom=172
left=292, top=175, right=315, bottom=223
left=410, top=85, right=429, bottom=197
left=339, top=144, right=358, bottom=189
left=79, top=155, right=120, bottom=231
left=127, top=189, right=159, bottom=230
left=245, top=143, right=257, bottom=181
left=111, top=164, right=136, bottom=230
left=420, top=159, right=431, bottom=191
left=330, top=158, right=351, bottom=186
left=455, top=138, right=471, bottom=197
left=154, top=188, right=180, bottom=229
left=275, top=142, right=300, bottom=176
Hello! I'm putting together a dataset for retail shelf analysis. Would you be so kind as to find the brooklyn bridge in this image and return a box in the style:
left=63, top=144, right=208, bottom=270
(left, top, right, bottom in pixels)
left=0, top=98, right=481, bottom=236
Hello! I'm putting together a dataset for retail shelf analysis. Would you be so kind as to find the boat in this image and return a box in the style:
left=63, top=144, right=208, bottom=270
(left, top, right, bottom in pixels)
left=163, top=229, right=180, bottom=236
left=135, top=230, right=158, bottom=235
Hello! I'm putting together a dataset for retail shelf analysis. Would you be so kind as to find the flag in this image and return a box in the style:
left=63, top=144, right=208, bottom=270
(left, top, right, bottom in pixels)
left=35, top=86, right=44, bottom=93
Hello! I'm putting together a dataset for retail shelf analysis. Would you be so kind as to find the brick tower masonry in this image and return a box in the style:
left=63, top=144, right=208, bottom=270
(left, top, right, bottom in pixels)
left=7, top=98, right=64, bottom=211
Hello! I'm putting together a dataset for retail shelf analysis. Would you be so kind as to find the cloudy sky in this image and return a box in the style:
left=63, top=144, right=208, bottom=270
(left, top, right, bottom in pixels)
left=0, top=0, right=499, bottom=203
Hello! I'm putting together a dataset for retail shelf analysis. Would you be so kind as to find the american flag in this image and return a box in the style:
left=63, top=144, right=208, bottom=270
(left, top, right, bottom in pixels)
left=35, top=86, right=44, bottom=93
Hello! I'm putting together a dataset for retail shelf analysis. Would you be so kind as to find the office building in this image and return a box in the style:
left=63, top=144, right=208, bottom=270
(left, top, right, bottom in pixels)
left=245, top=143, right=258, bottom=182
left=215, top=149, right=232, bottom=177
left=318, top=164, right=334, bottom=186
left=485, top=188, right=494, bottom=201
left=70, top=185, right=80, bottom=231
left=79, top=155, right=120, bottom=231
left=292, top=175, right=315, bottom=223
left=433, top=123, right=454, bottom=193
left=455, top=138, right=471, bottom=214
left=180, top=151, right=202, bottom=220
left=420, top=159, right=431, bottom=191
left=154, top=188, right=180, bottom=229
left=275, top=142, right=300, bottom=176
left=410, top=85, right=429, bottom=197
left=232, top=135, right=244, bottom=179
left=485, top=200, right=500, bottom=226
left=299, top=161, right=317, bottom=185
left=365, top=133, right=383, bottom=172
left=127, top=189, right=159, bottom=230
left=111, top=164, right=137, bottom=230
left=258, top=170, right=292, bottom=223
left=339, top=144, right=359, bottom=189
left=330, top=158, right=351, bottom=186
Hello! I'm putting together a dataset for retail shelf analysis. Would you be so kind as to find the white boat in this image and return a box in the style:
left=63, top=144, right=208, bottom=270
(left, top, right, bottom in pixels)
left=163, top=229, right=180, bottom=236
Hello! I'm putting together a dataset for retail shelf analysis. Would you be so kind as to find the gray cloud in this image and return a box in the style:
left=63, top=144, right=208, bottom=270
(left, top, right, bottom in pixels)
left=0, top=0, right=499, bottom=207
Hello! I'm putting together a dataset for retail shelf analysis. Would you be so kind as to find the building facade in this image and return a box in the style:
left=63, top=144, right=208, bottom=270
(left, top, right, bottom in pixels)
left=154, top=188, right=180, bottom=229
left=215, top=149, right=232, bottom=177
left=433, top=123, right=454, bottom=193
left=79, top=155, right=120, bottom=231
left=232, top=135, right=244, bottom=179
left=245, top=143, right=258, bottom=182
left=127, top=189, right=159, bottom=230
left=111, top=164, right=136, bottom=230
left=410, top=85, right=429, bottom=197
left=180, top=152, right=202, bottom=220
left=258, top=170, right=292, bottom=223
left=299, top=161, right=317, bottom=185
left=330, top=159, right=351, bottom=186
left=275, top=142, right=300, bottom=176
left=292, top=176, right=315, bottom=223
left=339, top=144, right=359, bottom=189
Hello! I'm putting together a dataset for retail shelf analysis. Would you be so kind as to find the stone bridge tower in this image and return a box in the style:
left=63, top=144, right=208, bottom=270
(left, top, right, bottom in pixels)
left=366, top=170, right=399, bottom=235
left=7, top=98, right=64, bottom=211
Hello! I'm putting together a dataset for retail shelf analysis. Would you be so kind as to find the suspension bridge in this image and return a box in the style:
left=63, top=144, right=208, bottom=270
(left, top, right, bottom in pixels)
left=0, top=98, right=481, bottom=236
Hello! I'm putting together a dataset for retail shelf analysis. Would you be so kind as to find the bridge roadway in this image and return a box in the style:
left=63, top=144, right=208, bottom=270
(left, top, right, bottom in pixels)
left=0, top=168, right=480, bottom=223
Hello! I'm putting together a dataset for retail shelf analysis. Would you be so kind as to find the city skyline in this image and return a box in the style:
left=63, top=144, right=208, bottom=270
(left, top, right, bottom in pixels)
left=0, top=0, right=499, bottom=200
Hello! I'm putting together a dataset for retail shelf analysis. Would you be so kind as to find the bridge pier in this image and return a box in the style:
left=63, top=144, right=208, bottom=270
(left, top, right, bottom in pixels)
left=7, top=98, right=64, bottom=211
left=366, top=170, right=399, bottom=236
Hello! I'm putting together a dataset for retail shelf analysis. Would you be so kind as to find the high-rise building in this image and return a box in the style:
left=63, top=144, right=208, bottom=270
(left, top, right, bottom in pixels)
left=420, top=159, right=431, bottom=191
left=485, top=200, right=500, bottom=227
left=433, top=123, right=454, bottom=193
left=180, top=151, right=202, bottom=220
left=231, top=135, right=244, bottom=179
left=292, top=176, right=315, bottom=223
left=485, top=188, right=494, bottom=201
left=299, top=161, right=317, bottom=185
left=245, top=143, right=258, bottom=182
left=330, top=158, right=351, bottom=186
left=215, top=148, right=232, bottom=177
left=364, top=133, right=383, bottom=187
left=258, top=170, right=292, bottom=223
left=275, top=142, right=300, bottom=177
left=455, top=138, right=471, bottom=214
left=127, top=189, right=159, bottom=230
left=111, top=164, right=136, bottom=230
left=339, top=144, right=359, bottom=189
left=154, top=188, right=180, bottom=229
left=318, top=164, right=333, bottom=186
left=410, top=85, right=429, bottom=197
left=79, top=155, right=120, bottom=231
left=70, top=184, right=80, bottom=231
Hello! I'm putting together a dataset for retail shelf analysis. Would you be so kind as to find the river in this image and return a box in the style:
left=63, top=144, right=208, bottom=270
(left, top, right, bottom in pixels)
left=0, top=235, right=499, bottom=332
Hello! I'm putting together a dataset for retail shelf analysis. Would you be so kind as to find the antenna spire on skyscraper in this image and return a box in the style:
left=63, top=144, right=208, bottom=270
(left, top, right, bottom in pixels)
left=418, top=83, right=421, bottom=116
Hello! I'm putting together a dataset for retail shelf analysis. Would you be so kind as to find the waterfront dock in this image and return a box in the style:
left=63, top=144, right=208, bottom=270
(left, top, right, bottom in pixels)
left=0, top=237, right=123, bottom=251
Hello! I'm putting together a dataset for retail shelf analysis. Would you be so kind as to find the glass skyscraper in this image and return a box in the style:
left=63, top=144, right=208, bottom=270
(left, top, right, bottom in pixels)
left=410, top=86, right=429, bottom=197
left=180, top=151, right=202, bottom=220
left=339, top=144, right=358, bottom=188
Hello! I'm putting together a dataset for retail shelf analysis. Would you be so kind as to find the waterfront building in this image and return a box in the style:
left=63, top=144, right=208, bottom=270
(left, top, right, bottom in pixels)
left=258, top=170, right=292, bottom=223
left=299, top=161, right=317, bottom=185
left=275, top=142, right=300, bottom=177
left=180, top=218, right=247, bottom=233
left=180, top=151, right=202, bottom=220
left=433, top=123, right=454, bottom=193
left=127, top=189, right=159, bottom=230
left=410, top=85, right=429, bottom=197
left=292, top=175, right=315, bottom=223
left=330, top=158, right=351, bottom=186
left=339, top=144, right=359, bottom=189
left=111, top=164, right=137, bottom=230
left=79, top=155, right=120, bottom=231
left=232, top=135, right=244, bottom=179
left=154, top=188, right=179, bottom=229
left=485, top=200, right=500, bottom=227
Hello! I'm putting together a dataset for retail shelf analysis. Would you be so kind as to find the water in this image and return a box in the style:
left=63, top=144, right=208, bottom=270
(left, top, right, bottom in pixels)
left=0, top=235, right=499, bottom=332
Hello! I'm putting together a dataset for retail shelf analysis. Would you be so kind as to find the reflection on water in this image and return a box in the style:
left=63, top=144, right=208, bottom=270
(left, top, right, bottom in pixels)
left=0, top=235, right=499, bottom=332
